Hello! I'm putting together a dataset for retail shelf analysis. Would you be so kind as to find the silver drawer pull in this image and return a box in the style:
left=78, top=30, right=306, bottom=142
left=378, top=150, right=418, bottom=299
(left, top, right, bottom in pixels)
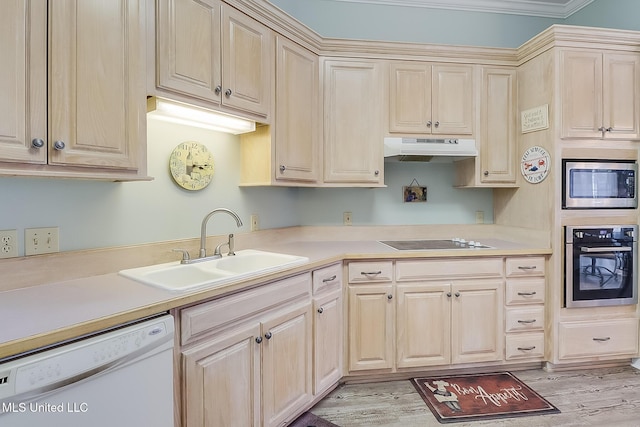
left=517, top=319, right=537, bottom=324
left=322, top=275, right=337, bottom=283
left=517, top=291, right=537, bottom=296
left=361, top=271, right=382, bottom=276
left=593, top=337, right=611, bottom=342
left=581, top=246, right=631, bottom=253
left=517, top=266, right=537, bottom=270
left=517, top=346, right=536, bottom=351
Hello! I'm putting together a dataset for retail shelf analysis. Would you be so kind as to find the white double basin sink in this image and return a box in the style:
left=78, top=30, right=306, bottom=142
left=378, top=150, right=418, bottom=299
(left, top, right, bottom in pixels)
left=119, top=249, right=309, bottom=292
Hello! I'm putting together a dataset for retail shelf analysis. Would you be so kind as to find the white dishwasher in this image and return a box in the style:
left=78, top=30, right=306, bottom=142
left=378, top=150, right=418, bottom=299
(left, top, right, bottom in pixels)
left=0, top=314, right=174, bottom=427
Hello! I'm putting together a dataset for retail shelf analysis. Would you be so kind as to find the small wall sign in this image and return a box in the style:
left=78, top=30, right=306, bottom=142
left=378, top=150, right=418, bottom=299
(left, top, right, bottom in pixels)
left=520, top=146, right=550, bottom=184
left=521, top=104, right=549, bottom=133
left=403, top=178, right=427, bottom=203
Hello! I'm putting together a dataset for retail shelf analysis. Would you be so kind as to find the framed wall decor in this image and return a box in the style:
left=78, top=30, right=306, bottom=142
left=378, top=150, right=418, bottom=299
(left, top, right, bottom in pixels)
left=403, top=178, right=427, bottom=203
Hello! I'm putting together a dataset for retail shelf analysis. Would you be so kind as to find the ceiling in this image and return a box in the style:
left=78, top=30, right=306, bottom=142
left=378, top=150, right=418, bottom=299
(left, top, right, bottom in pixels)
left=327, top=0, right=595, bottom=18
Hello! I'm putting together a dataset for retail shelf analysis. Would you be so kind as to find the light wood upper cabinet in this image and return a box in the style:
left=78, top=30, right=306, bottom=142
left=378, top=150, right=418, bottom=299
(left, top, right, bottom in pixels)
left=560, top=49, right=640, bottom=140
left=274, top=36, right=320, bottom=183
left=322, top=59, right=384, bottom=185
left=156, top=0, right=272, bottom=119
left=0, top=0, right=46, bottom=164
left=0, top=0, right=147, bottom=180
left=480, top=67, right=517, bottom=183
left=389, top=62, right=474, bottom=136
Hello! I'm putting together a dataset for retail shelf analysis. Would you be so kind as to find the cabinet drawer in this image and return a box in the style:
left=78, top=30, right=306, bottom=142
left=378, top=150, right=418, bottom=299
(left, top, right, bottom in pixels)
left=558, top=318, right=639, bottom=360
left=312, top=263, right=342, bottom=295
left=505, top=333, right=545, bottom=360
left=505, top=257, right=545, bottom=277
left=396, top=258, right=503, bottom=281
left=505, top=278, right=545, bottom=305
left=505, top=307, right=544, bottom=332
left=180, top=273, right=311, bottom=345
left=348, top=261, right=393, bottom=283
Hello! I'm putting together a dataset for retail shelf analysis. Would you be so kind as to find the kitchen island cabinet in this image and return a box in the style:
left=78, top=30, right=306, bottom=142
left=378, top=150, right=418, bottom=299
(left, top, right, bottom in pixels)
left=0, top=0, right=148, bottom=180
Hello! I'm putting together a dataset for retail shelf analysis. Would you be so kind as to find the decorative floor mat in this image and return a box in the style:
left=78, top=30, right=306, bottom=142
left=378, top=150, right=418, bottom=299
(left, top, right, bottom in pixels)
left=289, top=411, right=340, bottom=427
left=411, top=372, right=560, bottom=423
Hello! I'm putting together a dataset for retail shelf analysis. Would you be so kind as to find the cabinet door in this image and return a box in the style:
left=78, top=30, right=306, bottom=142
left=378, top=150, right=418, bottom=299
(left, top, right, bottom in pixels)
left=49, top=0, right=145, bottom=169
left=313, top=289, right=343, bottom=395
left=560, top=50, right=603, bottom=139
left=451, top=280, right=503, bottom=364
left=603, top=52, right=640, bottom=140
left=0, top=0, right=46, bottom=164
left=323, top=59, right=383, bottom=184
left=480, top=67, right=516, bottom=183
left=396, top=283, right=450, bottom=368
left=348, top=284, right=394, bottom=371
left=222, top=6, right=271, bottom=117
left=432, top=64, right=474, bottom=135
left=262, top=304, right=313, bottom=427
left=389, top=62, right=432, bottom=133
left=275, top=37, right=319, bottom=182
left=182, top=323, right=261, bottom=427
left=156, top=0, right=222, bottom=103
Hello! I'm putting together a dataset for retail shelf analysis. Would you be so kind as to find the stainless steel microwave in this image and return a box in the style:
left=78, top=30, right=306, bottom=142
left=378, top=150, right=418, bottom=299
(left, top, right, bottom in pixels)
left=563, top=160, right=637, bottom=209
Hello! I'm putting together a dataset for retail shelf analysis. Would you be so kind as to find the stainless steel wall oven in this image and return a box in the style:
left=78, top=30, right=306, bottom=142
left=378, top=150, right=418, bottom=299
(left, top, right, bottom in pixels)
left=565, top=225, right=638, bottom=308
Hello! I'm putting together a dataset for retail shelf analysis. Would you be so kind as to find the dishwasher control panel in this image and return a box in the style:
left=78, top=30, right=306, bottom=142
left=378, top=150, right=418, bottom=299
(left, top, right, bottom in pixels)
left=0, top=316, right=174, bottom=400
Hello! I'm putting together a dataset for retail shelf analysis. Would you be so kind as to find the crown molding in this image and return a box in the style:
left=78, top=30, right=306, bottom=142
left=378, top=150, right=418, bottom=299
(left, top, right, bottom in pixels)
left=324, top=0, right=594, bottom=19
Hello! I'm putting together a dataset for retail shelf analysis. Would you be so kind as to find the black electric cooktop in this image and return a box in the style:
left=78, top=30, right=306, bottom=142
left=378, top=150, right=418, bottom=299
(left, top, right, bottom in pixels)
left=380, top=239, right=491, bottom=250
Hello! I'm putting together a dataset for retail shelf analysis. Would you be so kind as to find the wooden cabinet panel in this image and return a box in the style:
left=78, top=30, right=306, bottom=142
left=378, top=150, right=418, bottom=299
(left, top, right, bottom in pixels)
left=348, top=284, right=394, bottom=371
left=505, top=257, right=545, bottom=277
left=262, top=303, right=313, bottom=427
left=505, top=306, right=544, bottom=332
left=389, top=61, right=474, bottom=136
left=348, top=261, right=393, bottom=283
left=323, top=59, right=383, bottom=185
left=313, top=290, right=343, bottom=395
left=558, top=318, right=639, bottom=360
left=561, top=50, right=640, bottom=140
left=312, top=263, right=342, bottom=294
left=505, top=333, right=545, bottom=360
left=396, top=258, right=503, bottom=281
left=505, top=278, right=546, bottom=305
left=451, top=280, right=504, bottom=364
left=479, top=67, right=516, bottom=183
left=396, top=283, right=450, bottom=368
left=182, top=323, right=261, bottom=427
left=0, top=0, right=46, bottom=164
left=275, top=36, right=319, bottom=182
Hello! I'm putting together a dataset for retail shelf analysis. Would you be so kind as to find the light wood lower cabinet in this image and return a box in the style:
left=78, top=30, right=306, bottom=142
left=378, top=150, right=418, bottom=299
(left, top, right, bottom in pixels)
left=178, top=273, right=312, bottom=427
left=558, top=318, right=639, bottom=360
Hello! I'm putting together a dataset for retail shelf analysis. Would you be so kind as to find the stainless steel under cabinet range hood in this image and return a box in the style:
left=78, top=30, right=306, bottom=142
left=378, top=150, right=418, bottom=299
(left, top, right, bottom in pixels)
left=383, top=137, right=478, bottom=162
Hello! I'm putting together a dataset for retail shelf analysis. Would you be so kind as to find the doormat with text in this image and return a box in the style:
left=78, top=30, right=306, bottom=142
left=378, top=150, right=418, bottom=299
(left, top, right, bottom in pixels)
left=411, top=372, right=560, bottom=423
left=289, top=411, right=340, bottom=427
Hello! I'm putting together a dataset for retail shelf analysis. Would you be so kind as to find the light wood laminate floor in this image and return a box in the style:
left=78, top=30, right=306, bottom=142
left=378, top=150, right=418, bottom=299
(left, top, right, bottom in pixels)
left=309, top=366, right=640, bottom=426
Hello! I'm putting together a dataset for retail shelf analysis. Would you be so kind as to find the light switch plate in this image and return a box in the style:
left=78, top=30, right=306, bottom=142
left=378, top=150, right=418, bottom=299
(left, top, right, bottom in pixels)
left=25, top=227, right=59, bottom=256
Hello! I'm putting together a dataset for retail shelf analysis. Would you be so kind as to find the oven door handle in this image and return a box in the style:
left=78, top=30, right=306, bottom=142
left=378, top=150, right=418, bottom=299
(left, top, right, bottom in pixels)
left=580, top=246, right=632, bottom=253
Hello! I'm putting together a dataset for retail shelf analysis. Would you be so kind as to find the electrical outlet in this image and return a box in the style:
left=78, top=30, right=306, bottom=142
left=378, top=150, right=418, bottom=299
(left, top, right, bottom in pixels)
left=475, top=210, right=485, bottom=224
left=0, top=230, right=18, bottom=259
left=250, top=214, right=259, bottom=232
left=25, top=227, right=59, bottom=256
left=343, top=212, right=353, bottom=226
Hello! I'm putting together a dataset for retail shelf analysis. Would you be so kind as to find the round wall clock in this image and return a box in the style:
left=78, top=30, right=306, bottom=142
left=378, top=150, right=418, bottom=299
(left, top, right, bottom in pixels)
left=169, top=141, right=215, bottom=191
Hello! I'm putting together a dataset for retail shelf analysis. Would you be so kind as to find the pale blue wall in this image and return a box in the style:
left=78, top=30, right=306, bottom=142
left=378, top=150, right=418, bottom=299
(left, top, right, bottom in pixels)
left=1, top=0, right=636, bottom=253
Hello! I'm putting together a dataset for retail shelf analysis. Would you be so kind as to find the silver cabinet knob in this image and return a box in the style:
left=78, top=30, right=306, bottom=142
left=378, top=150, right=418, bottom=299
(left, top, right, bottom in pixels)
left=214, top=85, right=222, bottom=95
left=454, top=292, right=460, bottom=297
left=279, top=165, right=286, bottom=173
left=31, top=138, right=45, bottom=148
left=483, top=171, right=489, bottom=176
left=447, top=292, right=452, bottom=297
left=387, top=294, right=393, bottom=300
left=434, top=121, right=440, bottom=128
left=374, top=170, right=380, bottom=176
left=606, top=127, right=613, bottom=132
left=317, top=307, right=324, bottom=314
left=225, top=89, right=232, bottom=97
left=426, top=120, right=432, bottom=128
left=255, top=336, right=262, bottom=344
left=53, top=141, right=66, bottom=150
left=264, top=331, right=272, bottom=340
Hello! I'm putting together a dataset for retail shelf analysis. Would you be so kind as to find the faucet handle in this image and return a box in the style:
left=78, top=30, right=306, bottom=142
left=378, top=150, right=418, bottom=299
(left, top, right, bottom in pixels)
left=172, top=249, right=191, bottom=264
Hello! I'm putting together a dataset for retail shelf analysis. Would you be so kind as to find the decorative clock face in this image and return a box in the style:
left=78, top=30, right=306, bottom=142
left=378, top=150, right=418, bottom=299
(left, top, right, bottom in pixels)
left=169, top=141, right=215, bottom=191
